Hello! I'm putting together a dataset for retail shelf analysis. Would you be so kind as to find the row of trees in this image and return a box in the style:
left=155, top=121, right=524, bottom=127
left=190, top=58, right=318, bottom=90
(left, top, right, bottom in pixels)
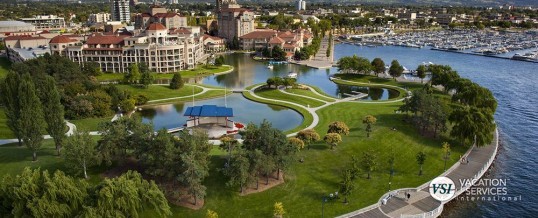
left=123, top=63, right=154, bottom=88
left=223, top=121, right=297, bottom=193
left=91, top=117, right=212, bottom=205
left=336, top=55, right=407, bottom=80
left=0, top=168, right=171, bottom=217
left=266, top=76, right=297, bottom=88
left=262, top=46, right=287, bottom=61
left=400, top=64, right=497, bottom=147
left=1, top=72, right=66, bottom=160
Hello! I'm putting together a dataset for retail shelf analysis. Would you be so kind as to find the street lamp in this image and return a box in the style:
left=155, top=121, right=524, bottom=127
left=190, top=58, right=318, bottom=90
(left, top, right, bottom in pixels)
left=322, top=192, right=338, bottom=218
left=321, top=196, right=327, bottom=218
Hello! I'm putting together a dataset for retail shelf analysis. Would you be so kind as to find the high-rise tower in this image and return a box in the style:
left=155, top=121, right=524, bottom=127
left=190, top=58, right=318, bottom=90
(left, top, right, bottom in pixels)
left=111, top=0, right=130, bottom=23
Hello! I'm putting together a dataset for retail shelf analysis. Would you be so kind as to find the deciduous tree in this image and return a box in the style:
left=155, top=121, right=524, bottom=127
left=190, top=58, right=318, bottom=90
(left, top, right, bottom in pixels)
left=416, top=151, right=426, bottom=176
left=362, top=115, right=377, bottom=138
left=327, top=121, right=349, bottom=135
left=324, top=133, right=342, bottom=150
left=296, top=129, right=320, bottom=150
left=18, top=73, right=46, bottom=161
left=63, top=130, right=96, bottom=179
left=361, top=149, right=377, bottom=179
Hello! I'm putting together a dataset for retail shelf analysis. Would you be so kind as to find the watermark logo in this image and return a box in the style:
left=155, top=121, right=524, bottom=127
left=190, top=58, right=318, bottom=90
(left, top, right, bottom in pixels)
left=429, top=176, right=456, bottom=201
left=458, top=178, right=521, bottom=202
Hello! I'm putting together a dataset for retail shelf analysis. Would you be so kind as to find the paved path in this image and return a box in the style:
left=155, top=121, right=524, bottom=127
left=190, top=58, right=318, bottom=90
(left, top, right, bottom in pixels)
left=147, top=84, right=224, bottom=103
left=338, top=128, right=499, bottom=218
left=291, top=36, right=334, bottom=69
left=0, top=120, right=77, bottom=145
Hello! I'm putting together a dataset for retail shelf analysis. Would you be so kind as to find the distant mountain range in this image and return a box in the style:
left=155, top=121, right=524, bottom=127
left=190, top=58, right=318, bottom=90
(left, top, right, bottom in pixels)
left=236, top=0, right=538, bottom=7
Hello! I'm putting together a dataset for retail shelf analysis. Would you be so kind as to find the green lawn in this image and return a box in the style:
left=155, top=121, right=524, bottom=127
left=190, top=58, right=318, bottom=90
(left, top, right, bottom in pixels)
left=117, top=84, right=204, bottom=101
left=284, top=88, right=337, bottom=102
left=0, top=57, right=11, bottom=78
left=70, top=116, right=113, bottom=132
left=146, top=90, right=231, bottom=106
left=334, top=74, right=425, bottom=91
left=255, top=88, right=326, bottom=108
left=96, top=65, right=233, bottom=81
left=149, top=101, right=465, bottom=217
left=0, top=108, right=15, bottom=139
left=242, top=91, right=313, bottom=134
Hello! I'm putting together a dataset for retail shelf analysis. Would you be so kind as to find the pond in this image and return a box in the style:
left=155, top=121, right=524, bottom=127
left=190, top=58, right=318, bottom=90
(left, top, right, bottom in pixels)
left=139, top=94, right=303, bottom=131
left=336, top=84, right=400, bottom=100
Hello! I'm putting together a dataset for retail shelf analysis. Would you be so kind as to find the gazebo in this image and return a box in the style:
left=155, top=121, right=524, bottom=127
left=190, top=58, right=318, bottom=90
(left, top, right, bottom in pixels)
left=183, top=105, right=239, bottom=138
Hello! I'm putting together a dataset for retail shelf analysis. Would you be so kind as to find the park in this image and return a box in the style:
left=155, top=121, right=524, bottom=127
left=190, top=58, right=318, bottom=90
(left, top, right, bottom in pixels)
left=0, top=53, right=497, bottom=217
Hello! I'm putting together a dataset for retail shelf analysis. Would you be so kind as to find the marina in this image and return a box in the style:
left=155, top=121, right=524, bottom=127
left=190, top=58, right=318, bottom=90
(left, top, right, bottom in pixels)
left=340, top=29, right=538, bottom=63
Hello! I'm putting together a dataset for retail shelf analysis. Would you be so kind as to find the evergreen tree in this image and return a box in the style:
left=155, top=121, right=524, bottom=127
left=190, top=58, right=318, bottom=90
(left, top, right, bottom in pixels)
left=63, top=130, right=96, bottom=179
left=139, top=63, right=153, bottom=88
left=0, top=72, right=23, bottom=146
left=18, top=73, right=46, bottom=161
left=225, top=150, right=250, bottom=193
left=38, top=76, right=67, bottom=155
left=169, top=72, right=184, bottom=89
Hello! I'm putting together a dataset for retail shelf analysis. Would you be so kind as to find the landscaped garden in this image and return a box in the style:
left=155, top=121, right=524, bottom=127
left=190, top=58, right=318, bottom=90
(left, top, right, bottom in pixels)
left=96, top=65, right=234, bottom=81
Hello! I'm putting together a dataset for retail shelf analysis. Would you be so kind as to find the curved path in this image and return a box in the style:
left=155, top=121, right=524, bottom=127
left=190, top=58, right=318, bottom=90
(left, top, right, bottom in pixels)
left=0, top=120, right=77, bottom=145
left=337, top=128, right=499, bottom=218
left=246, top=83, right=408, bottom=137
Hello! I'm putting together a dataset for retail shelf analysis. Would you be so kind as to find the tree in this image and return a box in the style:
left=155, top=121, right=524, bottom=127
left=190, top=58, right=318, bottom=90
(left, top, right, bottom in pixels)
left=179, top=153, right=207, bottom=205
left=214, top=55, right=225, bottom=66
left=136, top=129, right=175, bottom=178
left=389, top=60, right=404, bottom=80
left=220, top=136, right=238, bottom=166
left=206, top=209, right=218, bottom=218
left=296, top=129, right=320, bottom=149
left=349, top=155, right=361, bottom=180
left=272, top=45, right=287, bottom=61
left=442, top=142, right=451, bottom=171
left=0, top=72, right=23, bottom=146
left=139, top=63, right=153, bottom=88
left=324, top=133, right=342, bottom=150
left=81, top=62, right=102, bottom=76
left=449, top=106, right=495, bottom=147
left=416, top=151, right=427, bottom=176
left=225, top=150, right=250, bottom=193
left=362, top=115, right=377, bottom=138
left=339, top=169, right=355, bottom=204
left=327, top=121, right=349, bottom=135
left=63, top=130, right=96, bottom=179
left=371, top=58, right=385, bottom=77
left=416, top=64, right=427, bottom=83
left=288, top=137, right=305, bottom=151
left=126, top=63, right=140, bottom=84
left=18, top=73, right=46, bottom=161
left=361, top=149, right=377, bottom=179
left=274, top=202, right=285, bottom=218
left=170, top=72, right=184, bottom=89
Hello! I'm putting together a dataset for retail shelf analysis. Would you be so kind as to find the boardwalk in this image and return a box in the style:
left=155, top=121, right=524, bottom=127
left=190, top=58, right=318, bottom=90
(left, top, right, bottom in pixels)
left=338, top=129, right=499, bottom=218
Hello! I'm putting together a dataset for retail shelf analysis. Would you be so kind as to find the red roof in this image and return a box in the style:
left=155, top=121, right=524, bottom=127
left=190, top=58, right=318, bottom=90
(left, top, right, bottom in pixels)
left=170, top=27, right=191, bottom=35
left=86, top=33, right=127, bottom=45
left=4, top=35, right=47, bottom=41
left=49, top=35, right=78, bottom=43
left=239, top=30, right=277, bottom=39
left=268, top=36, right=285, bottom=44
left=202, top=34, right=223, bottom=41
left=146, top=23, right=167, bottom=31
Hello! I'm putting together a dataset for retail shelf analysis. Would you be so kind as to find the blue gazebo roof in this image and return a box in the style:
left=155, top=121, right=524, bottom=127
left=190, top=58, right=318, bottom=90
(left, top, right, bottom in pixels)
left=183, top=105, right=233, bottom=117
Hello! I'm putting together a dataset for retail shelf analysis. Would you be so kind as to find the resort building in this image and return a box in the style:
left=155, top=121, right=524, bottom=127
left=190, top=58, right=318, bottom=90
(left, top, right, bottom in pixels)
left=239, top=29, right=312, bottom=53
left=134, top=5, right=188, bottom=30
left=20, top=15, right=66, bottom=31
left=202, top=34, right=226, bottom=52
left=217, top=3, right=255, bottom=41
left=50, top=23, right=205, bottom=73
left=88, top=13, right=112, bottom=24
left=0, top=21, right=37, bottom=40
left=4, top=35, right=50, bottom=62
left=111, top=0, right=130, bottom=23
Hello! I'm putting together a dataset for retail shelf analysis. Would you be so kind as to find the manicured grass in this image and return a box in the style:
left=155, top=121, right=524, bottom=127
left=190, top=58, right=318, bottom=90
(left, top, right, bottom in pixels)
left=116, top=84, right=203, bottom=101
left=284, top=88, right=337, bottom=102
left=151, top=101, right=466, bottom=217
left=255, top=88, right=326, bottom=108
left=334, top=74, right=425, bottom=91
left=0, top=138, right=105, bottom=184
left=0, top=57, right=11, bottom=78
left=0, top=108, right=15, bottom=139
left=242, top=91, right=313, bottom=134
left=70, top=116, right=113, bottom=132
left=145, top=90, right=231, bottom=106
left=96, top=65, right=233, bottom=81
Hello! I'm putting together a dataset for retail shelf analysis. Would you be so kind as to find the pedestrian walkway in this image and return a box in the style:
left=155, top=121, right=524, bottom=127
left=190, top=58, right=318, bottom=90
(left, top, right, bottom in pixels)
left=338, top=128, right=499, bottom=218
left=291, top=36, right=334, bottom=69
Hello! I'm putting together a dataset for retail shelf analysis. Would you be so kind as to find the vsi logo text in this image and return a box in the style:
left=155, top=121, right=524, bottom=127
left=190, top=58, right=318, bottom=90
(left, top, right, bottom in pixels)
left=429, top=177, right=456, bottom=201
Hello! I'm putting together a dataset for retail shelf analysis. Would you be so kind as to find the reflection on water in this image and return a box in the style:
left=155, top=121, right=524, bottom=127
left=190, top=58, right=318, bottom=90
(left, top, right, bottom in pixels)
left=336, top=84, right=399, bottom=100
left=139, top=94, right=303, bottom=131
